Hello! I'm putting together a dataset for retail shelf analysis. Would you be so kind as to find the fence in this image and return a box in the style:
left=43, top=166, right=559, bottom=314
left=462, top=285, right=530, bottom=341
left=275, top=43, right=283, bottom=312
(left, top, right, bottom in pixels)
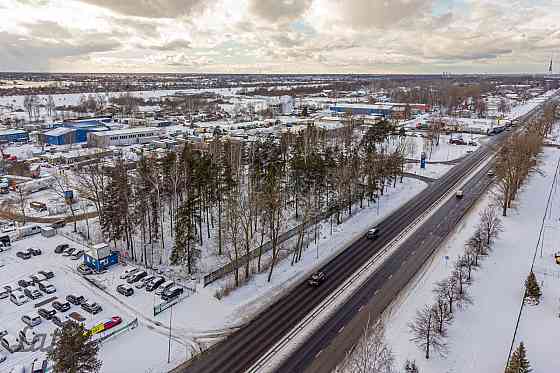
left=153, top=285, right=196, bottom=316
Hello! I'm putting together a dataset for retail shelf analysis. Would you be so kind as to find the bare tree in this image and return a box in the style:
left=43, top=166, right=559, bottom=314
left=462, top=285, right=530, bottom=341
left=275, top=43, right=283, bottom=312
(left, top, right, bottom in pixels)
left=408, top=305, right=446, bottom=359
left=14, top=185, right=30, bottom=226
left=479, top=205, right=503, bottom=245
left=341, top=318, right=395, bottom=373
left=432, top=296, right=452, bottom=336
left=51, top=172, right=78, bottom=232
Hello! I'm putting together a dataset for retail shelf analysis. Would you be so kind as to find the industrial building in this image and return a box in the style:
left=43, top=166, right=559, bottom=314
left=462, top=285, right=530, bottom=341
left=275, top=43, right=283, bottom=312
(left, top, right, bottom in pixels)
left=87, top=127, right=162, bottom=148
left=0, top=129, right=29, bottom=143
left=330, top=103, right=394, bottom=118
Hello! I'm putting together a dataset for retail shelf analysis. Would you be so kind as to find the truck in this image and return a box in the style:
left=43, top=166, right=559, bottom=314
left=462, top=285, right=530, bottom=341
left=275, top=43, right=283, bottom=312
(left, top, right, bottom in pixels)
left=29, top=201, right=47, bottom=212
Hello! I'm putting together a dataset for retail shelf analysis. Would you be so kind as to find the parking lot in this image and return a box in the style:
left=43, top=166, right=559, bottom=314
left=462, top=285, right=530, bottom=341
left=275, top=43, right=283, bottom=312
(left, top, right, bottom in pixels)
left=0, top=233, right=191, bottom=372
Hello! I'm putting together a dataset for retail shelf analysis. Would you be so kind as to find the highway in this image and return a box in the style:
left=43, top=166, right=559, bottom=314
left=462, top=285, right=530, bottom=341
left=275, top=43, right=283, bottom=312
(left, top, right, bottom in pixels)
left=173, top=104, right=547, bottom=373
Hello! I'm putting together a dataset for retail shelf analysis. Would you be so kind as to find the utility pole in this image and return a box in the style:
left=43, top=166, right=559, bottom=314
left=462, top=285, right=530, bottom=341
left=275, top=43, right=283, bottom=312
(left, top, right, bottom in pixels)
left=168, top=303, right=174, bottom=364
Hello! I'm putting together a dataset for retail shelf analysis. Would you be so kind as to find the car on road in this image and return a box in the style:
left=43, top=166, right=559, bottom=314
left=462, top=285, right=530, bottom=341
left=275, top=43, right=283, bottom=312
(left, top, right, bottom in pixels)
left=146, top=276, right=166, bottom=292
left=162, top=286, right=184, bottom=301
left=23, top=287, right=42, bottom=300
left=54, top=244, right=69, bottom=254
left=308, top=271, right=327, bottom=286
left=66, top=294, right=86, bottom=306
left=455, top=190, right=464, bottom=198
left=81, top=302, right=102, bottom=314
left=127, top=270, right=147, bottom=284
left=62, top=247, right=76, bottom=257
left=21, top=314, right=42, bottom=327
left=37, top=308, right=57, bottom=320
left=1, top=334, right=21, bottom=353
left=16, top=251, right=31, bottom=260
left=487, top=170, right=495, bottom=177
left=468, top=140, right=478, bottom=146
left=52, top=300, right=71, bottom=312
left=117, top=284, right=134, bottom=297
left=366, top=227, right=379, bottom=239
left=37, top=281, right=56, bottom=294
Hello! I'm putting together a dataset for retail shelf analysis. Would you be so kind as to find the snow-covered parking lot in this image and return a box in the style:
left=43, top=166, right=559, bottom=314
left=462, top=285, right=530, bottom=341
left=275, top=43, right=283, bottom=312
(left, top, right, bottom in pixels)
left=0, top=235, right=189, bottom=373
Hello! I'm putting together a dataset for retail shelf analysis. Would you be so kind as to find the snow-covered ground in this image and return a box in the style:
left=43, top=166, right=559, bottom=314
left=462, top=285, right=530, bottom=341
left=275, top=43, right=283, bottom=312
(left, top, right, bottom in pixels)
left=405, top=132, right=482, bottom=163
left=384, top=146, right=560, bottom=372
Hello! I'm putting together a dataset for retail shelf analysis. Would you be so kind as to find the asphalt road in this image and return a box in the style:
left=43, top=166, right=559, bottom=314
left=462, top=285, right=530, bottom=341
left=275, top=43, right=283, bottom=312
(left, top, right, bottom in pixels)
left=173, top=106, right=545, bottom=373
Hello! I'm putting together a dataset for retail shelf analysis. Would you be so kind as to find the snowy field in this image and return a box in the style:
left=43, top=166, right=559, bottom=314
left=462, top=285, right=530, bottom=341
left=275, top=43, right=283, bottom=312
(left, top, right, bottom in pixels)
left=404, top=132, right=482, bottom=163
left=384, top=146, right=560, bottom=372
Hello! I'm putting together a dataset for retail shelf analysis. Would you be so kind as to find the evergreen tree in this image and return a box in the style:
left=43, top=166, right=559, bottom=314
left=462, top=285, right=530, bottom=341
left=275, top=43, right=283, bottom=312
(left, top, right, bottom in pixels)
left=48, top=322, right=102, bottom=373
left=506, top=342, right=532, bottom=373
left=525, top=272, right=542, bottom=304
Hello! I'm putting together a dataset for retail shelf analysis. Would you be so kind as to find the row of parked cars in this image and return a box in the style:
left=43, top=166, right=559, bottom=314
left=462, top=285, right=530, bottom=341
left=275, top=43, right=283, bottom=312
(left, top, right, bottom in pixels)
left=54, top=244, right=84, bottom=261
left=16, top=247, right=41, bottom=260
left=116, top=267, right=184, bottom=301
left=0, top=271, right=56, bottom=305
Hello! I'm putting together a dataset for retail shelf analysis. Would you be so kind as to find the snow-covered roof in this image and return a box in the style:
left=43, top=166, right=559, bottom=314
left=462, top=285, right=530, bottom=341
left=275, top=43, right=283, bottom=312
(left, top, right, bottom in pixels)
left=44, top=127, right=75, bottom=137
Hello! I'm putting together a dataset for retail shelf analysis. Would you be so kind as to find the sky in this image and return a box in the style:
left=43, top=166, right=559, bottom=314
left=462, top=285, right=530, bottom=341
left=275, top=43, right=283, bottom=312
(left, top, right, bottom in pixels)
left=0, top=0, right=559, bottom=74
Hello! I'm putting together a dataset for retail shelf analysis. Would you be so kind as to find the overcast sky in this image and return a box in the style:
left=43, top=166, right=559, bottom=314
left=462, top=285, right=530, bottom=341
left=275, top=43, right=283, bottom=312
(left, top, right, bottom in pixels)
left=0, top=0, right=559, bottom=74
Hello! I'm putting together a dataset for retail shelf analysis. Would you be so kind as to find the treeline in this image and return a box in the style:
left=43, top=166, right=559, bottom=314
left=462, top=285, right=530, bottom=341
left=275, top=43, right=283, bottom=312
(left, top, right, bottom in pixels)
left=73, top=120, right=409, bottom=285
left=408, top=204, right=503, bottom=359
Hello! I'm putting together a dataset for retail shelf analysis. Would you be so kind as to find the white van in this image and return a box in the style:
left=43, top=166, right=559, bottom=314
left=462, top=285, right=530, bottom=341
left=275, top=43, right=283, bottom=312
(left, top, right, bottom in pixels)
left=10, top=290, right=28, bottom=306
left=1, top=334, right=22, bottom=353
left=155, top=280, right=174, bottom=296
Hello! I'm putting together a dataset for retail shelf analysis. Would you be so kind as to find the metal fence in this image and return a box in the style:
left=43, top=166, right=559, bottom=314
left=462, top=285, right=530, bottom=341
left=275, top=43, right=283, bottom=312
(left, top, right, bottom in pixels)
left=153, top=285, right=196, bottom=316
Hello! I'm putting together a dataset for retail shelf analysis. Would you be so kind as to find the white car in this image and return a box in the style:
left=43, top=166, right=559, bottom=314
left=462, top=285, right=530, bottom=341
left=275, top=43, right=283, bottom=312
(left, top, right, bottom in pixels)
left=1, top=223, right=16, bottom=234
left=120, top=267, right=139, bottom=280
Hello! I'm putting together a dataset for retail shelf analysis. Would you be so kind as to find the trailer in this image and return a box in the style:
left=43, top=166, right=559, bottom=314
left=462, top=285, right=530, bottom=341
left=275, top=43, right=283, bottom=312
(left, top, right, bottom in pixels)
left=16, top=224, right=42, bottom=239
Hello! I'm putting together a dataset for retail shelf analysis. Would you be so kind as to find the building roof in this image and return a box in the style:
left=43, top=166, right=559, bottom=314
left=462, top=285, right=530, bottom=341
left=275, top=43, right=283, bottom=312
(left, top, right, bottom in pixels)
left=330, top=103, right=394, bottom=110
left=0, top=129, right=27, bottom=136
left=91, top=127, right=161, bottom=137
left=44, top=128, right=76, bottom=137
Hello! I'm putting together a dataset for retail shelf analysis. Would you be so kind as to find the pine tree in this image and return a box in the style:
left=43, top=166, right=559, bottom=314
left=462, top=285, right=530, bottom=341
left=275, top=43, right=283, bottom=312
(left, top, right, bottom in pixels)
left=48, top=322, right=102, bottom=373
left=404, top=359, right=420, bottom=373
left=506, top=342, right=532, bottom=373
left=524, top=272, right=542, bottom=304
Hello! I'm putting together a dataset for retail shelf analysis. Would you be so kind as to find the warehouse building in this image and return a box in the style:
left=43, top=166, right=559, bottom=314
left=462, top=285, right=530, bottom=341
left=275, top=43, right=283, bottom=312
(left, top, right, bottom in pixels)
left=330, top=103, right=394, bottom=118
left=87, top=127, right=162, bottom=148
left=43, top=127, right=77, bottom=145
left=0, top=129, right=29, bottom=143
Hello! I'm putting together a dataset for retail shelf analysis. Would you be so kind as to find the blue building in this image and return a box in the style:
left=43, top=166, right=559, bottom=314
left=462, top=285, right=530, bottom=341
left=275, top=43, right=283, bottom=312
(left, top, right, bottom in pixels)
left=83, top=243, right=119, bottom=271
left=0, top=129, right=29, bottom=143
left=330, top=104, right=394, bottom=118
left=43, top=127, right=77, bottom=145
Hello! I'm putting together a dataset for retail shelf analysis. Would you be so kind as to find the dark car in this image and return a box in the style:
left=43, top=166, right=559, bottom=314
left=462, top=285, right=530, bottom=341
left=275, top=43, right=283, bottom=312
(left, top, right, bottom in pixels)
left=66, top=294, right=86, bottom=306
left=37, top=308, right=56, bottom=320
left=17, top=277, right=34, bottom=288
left=27, top=248, right=41, bottom=256
left=51, top=315, right=69, bottom=328
left=81, top=302, right=102, bottom=314
left=117, top=284, right=134, bottom=297
left=54, top=244, right=69, bottom=254
left=127, top=271, right=147, bottom=284
left=38, top=270, right=55, bottom=280
left=308, top=271, right=327, bottom=286
left=366, top=227, right=379, bottom=239
left=52, top=301, right=71, bottom=312
left=16, top=251, right=31, bottom=260
left=146, top=277, right=165, bottom=292
left=162, top=286, right=184, bottom=301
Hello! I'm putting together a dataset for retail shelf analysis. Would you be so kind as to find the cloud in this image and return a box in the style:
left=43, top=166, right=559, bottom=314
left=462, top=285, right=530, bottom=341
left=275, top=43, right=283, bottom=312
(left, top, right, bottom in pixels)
left=142, top=39, right=192, bottom=51
left=248, top=0, right=313, bottom=24
left=22, top=20, right=73, bottom=39
left=78, top=0, right=207, bottom=19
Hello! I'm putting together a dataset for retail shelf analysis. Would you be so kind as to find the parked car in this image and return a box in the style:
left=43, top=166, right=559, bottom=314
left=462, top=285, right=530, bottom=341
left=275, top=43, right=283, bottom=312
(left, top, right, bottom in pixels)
left=1, top=222, right=16, bottom=233
left=23, top=287, right=42, bottom=300
left=54, top=244, right=69, bottom=254
left=18, top=328, right=38, bottom=345
left=135, top=275, right=155, bottom=289
left=77, top=264, right=93, bottom=275
left=17, top=277, right=35, bottom=288
left=30, top=358, right=48, bottom=373
left=155, top=280, right=174, bottom=296
left=0, top=329, right=7, bottom=338
left=37, top=308, right=56, bottom=320
left=146, top=277, right=166, bottom=292
left=9, top=364, right=25, bottom=373
left=455, top=190, right=464, bottom=198
left=16, top=251, right=31, bottom=260
left=30, top=273, right=48, bottom=284
left=119, top=267, right=139, bottom=280
left=62, top=248, right=76, bottom=257
left=9, top=290, right=27, bottom=306
left=71, top=250, right=84, bottom=260
left=66, top=294, right=86, bottom=306
left=0, top=350, right=5, bottom=364
left=0, top=288, right=7, bottom=299
left=366, top=227, right=379, bottom=239
left=117, top=284, right=134, bottom=297
left=27, top=248, right=41, bottom=256
left=127, top=270, right=147, bottom=284
left=52, top=300, right=71, bottom=312
left=162, top=286, right=184, bottom=301
left=51, top=315, right=72, bottom=328
left=37, top=281, right=56, bottom=294
left=308, top=271, right=327, bottom=286
left=38, top=270, right=55, bottom=280
left=81, top=302, right=102, bottom=314
left=487, top=170, right=495, bottom=177
left=1, top=334, right=21, bottom=353
left=21, top=313, right=42, bottom=327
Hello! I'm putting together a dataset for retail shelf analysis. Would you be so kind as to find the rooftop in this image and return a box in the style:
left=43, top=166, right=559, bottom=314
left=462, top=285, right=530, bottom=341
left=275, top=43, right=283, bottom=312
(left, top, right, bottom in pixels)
left=91, top=127, right=162, bottom=137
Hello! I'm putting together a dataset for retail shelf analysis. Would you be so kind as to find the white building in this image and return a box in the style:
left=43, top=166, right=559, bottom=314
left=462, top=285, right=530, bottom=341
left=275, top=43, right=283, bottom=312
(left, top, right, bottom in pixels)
left=87, top=127, right=162, bottom=148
